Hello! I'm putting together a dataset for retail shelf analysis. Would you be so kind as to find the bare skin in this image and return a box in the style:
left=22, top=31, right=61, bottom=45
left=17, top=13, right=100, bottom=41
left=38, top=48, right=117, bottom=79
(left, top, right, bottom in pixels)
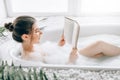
left=67, top=48, right=78, bottom=64
left=58, top=35, right=120, bottom=64
left=58, top=33, right=65, bottom=46
left=21, top=23, right=43, bottom=59
left=79, top=41, right=120, bottom=58
left=22, top=23, right=120, bottom=64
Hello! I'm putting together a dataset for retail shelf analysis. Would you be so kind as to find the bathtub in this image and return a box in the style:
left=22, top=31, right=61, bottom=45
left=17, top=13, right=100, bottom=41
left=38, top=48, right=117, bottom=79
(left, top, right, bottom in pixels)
left=1, top=16, right=120, bottom=70
left=8, top=34, right=120, bottom=69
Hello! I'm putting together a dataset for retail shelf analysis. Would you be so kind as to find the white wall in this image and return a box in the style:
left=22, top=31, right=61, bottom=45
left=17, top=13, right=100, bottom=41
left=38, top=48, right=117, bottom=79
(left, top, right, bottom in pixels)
left=67, top=16, right=120, bottom=37
left=0, top=0, right=7, bottom=19
left=76, top=0, right=120, bottom=17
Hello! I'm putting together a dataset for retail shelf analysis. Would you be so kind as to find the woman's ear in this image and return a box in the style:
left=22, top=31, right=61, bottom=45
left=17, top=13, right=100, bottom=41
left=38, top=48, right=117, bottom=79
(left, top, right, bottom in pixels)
left=21, top=34, right=30, bottom=41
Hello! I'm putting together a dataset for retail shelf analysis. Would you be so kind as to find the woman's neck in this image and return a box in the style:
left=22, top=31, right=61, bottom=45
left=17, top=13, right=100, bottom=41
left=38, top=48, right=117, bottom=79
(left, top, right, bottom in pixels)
left=22, top=42, right=34, bottom=54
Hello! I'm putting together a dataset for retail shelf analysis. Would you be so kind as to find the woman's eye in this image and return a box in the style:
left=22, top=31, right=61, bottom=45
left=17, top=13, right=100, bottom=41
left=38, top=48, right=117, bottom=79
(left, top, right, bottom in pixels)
left=35, top=29, right=40, bottom=33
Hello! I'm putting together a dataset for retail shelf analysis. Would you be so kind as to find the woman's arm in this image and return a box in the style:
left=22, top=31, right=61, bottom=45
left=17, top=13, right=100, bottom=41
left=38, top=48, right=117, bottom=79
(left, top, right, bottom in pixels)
left=67, top=48, right=78, bottom=64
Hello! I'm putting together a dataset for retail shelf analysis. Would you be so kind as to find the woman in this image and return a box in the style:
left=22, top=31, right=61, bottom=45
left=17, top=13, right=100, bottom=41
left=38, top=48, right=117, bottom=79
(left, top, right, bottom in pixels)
left=4, top=16, right=120, bottom=64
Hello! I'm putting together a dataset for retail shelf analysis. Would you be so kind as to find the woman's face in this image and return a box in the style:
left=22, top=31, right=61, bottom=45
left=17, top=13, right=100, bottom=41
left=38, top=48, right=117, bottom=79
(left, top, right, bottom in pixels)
left=31, top=23, right=43, bottom=44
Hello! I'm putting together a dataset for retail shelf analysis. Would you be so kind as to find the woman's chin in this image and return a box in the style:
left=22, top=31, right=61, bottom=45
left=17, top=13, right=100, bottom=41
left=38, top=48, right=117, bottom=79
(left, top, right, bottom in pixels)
left=37, top=41, right=40, bottom=43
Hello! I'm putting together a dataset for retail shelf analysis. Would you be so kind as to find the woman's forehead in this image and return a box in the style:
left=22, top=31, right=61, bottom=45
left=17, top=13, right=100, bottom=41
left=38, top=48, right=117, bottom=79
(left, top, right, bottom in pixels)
left=32, top=22, right=39, bottom=29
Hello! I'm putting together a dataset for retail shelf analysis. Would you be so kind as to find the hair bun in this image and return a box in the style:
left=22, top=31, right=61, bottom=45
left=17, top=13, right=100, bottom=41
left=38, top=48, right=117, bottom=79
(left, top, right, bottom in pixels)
left=4, top=22, right=14, bottom=32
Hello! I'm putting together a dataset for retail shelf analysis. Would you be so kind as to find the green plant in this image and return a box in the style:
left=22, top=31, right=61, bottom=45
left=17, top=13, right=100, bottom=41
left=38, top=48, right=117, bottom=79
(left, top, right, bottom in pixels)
left=0, top=61, right=58, bottom=80
left=0, top=27, right=6, bottom=37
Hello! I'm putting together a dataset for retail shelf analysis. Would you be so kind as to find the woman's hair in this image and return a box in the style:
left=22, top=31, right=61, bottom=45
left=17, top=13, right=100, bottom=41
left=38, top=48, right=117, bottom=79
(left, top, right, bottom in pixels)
left=4, top=16, right=36, bottom=42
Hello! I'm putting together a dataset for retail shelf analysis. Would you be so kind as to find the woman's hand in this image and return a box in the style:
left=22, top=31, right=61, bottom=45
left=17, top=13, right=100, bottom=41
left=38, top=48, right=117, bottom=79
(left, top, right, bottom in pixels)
left=58, top=34, right=65, bottom=46
left=67, top=48, right=78, bottom=64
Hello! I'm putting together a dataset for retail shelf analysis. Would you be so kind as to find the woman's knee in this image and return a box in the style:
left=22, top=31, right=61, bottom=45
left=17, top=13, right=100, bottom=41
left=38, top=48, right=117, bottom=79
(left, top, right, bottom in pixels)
left=93, top=53, right=104, bottom=58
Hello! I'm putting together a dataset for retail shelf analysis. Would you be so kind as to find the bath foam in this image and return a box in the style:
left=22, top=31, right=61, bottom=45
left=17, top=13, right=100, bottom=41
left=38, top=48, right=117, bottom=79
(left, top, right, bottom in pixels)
left=32, top=34, right=120, bottom=66
left=33, top=41, right=72, bottom=64
left=39, top=34, right=120, bottom=66
left=77, top=34, right=120, bottom=66
left=19, top=34, right=120, bottom=66
left=78, top=34, right=120, bottom=48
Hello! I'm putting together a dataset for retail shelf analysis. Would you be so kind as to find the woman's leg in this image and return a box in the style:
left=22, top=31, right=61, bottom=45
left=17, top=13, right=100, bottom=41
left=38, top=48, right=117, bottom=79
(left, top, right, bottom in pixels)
left=79, top=41, right=120, bottom=58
